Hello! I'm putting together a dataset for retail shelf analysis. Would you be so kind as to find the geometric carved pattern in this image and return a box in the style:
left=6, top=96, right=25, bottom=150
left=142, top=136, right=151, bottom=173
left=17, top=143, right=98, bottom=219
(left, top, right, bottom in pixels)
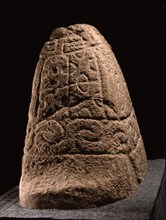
left=19, top=24, right=148, bottom=209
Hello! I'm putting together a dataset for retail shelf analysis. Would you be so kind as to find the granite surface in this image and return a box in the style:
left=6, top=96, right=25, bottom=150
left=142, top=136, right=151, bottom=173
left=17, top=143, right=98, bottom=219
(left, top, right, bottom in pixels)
left=20, top=23, right=148, bottom=209
left=0, top=159, right=165, bottom=220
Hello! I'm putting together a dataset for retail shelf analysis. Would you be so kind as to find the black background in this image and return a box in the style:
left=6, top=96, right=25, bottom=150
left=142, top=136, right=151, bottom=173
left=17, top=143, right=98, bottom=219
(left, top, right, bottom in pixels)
left=0, top=1, right=165, bottom=195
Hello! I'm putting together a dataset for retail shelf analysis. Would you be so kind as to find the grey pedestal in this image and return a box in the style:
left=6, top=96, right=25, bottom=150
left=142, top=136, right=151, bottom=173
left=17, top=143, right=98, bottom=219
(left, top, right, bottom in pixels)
left=0, top=159, right=165, bottom=220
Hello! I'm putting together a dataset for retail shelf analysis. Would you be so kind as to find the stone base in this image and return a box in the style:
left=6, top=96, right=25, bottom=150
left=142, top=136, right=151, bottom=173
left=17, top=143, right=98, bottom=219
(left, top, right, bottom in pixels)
left=0, top=159, right=165, bottom=220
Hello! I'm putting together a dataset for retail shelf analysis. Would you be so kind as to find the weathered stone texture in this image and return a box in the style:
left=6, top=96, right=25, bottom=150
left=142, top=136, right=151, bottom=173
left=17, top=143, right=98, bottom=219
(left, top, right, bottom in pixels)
left=19, top=24, right=148, bottom=209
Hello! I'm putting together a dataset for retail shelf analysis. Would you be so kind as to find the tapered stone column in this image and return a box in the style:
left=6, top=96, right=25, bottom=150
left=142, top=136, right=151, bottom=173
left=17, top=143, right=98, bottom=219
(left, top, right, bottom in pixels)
left=19, top=24, right=148, bottom=209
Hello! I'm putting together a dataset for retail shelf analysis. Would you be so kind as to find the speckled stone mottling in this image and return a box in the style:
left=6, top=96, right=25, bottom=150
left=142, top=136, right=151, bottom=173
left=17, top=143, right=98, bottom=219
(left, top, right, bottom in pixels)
left=19, top=24, right=148, bottom=209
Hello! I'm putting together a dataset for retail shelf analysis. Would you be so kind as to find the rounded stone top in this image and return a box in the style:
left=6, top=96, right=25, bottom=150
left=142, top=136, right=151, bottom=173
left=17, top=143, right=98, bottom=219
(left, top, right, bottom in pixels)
left=49, top=27, right=70, bottom=40
left=49, top=23, right=103, bottom=46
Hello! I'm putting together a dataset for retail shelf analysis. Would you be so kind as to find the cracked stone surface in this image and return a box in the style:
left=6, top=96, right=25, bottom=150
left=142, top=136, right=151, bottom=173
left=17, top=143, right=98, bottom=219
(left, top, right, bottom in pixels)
left=19, top=24, right=148, bottom=209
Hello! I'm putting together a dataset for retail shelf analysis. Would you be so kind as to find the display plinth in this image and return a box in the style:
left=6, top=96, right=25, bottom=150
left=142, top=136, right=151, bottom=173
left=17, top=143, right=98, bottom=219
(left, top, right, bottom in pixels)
left=0, top=159, right=165, bottom=220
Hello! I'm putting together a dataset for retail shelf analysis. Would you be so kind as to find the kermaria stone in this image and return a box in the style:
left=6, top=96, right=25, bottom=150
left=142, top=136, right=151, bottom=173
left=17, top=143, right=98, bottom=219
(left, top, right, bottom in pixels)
left=19, top=24, right=148, bottom=209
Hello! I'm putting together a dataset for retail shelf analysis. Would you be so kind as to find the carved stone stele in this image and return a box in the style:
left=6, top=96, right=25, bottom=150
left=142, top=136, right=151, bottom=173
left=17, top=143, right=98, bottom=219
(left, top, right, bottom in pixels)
left=19, top=24, right=148, bottom=209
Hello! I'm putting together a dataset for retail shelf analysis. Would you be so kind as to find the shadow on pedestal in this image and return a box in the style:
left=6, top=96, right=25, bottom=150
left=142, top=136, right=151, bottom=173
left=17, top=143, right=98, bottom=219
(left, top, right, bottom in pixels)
left=0, top=159, right=165, bottom=220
